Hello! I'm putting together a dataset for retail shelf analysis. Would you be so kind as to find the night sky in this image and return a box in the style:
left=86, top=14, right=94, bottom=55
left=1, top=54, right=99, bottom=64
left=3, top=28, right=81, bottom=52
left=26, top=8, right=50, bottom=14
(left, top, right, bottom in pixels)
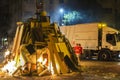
left=0, top=0, right=119, bottom=36
left=63, top=0, right=103, bottom=24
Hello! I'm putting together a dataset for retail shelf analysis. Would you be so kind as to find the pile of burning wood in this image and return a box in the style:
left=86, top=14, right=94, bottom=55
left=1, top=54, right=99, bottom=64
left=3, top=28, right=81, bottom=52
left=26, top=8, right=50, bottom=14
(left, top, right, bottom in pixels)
left=1, top=43, right=79, bottom=76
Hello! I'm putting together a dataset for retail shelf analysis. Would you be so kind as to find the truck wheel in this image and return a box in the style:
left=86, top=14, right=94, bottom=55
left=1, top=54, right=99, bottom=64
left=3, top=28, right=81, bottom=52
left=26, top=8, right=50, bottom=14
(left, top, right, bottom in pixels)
left=99, top=50, right=110, bottom=61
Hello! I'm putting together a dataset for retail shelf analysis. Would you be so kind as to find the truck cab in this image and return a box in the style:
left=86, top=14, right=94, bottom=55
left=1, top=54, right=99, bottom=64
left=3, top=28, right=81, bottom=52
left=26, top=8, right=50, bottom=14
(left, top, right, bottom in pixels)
left=98, top=26, right=120, bottom=60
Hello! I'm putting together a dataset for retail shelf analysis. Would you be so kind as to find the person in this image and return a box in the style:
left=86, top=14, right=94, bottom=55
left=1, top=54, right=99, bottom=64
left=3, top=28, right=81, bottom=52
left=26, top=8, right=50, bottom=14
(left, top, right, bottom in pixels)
left=74, top=43, right=83, bottom=66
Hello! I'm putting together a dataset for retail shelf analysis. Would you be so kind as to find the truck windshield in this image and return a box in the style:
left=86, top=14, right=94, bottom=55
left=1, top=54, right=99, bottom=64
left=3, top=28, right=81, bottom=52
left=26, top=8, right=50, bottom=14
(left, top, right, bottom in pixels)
left=106, top=34, right=116, bottom=46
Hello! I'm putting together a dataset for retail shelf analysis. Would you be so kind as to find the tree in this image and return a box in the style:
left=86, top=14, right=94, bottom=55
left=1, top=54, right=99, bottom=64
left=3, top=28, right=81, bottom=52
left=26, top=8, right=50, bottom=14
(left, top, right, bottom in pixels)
left=63, top=11, right=83, bottom=25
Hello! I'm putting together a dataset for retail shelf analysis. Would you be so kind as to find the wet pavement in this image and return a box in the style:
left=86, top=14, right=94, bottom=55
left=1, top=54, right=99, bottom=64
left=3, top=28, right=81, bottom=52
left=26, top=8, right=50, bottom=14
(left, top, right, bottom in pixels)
left=0, top=51, right=120, bottom=80
left=80, top=60, right=120, bottom=80
left=0, top=60, right=120, bottom=80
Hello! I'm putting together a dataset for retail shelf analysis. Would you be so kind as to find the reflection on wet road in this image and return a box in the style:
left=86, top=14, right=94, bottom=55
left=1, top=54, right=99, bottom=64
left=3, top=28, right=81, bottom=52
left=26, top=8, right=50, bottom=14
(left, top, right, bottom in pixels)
left=80, top=60, right=120, bottom=80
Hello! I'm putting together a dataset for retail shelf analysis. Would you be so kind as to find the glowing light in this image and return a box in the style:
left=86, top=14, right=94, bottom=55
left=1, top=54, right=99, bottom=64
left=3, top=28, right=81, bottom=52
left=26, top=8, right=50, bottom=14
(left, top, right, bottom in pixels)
left=1, top=60, right=17, bottom=75
left=4, top=50, right=10, bottom=58
left=4, top=38, right=7, bottom=41
left=48, top=62, right=54, bottom=75
left=37, top=57, right=47, bottom=65
left=98, top=23, right=107, bottom=28
left=59, top=8, right=64, bottom=13
left=118, top=54, right=120, bottom=58
left=42, top=58, right=47, bottom=65
left=37, top=56, right=43, bottom=63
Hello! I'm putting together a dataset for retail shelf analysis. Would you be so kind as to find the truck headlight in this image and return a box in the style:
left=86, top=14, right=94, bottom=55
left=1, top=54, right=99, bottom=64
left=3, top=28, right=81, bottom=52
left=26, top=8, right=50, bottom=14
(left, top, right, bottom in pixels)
left=118, top=54, right=120, bottom=58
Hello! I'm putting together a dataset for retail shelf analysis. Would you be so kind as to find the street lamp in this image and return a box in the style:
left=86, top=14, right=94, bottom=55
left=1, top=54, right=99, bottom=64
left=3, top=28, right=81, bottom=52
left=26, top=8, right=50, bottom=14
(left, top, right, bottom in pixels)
left=59, top=8, right=64, bottom=26
left=59, top=8, right=64, bottom=13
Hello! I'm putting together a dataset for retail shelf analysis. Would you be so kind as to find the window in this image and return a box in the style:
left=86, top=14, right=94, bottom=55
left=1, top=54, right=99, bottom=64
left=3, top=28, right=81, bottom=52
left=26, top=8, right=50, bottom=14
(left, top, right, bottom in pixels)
left=106, top=34, right=116, bottom=46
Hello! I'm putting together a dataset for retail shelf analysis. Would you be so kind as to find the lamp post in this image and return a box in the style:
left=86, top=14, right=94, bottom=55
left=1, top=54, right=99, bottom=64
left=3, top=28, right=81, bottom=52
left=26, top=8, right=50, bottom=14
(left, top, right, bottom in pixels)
left=59, top=8, right=64, bottom=26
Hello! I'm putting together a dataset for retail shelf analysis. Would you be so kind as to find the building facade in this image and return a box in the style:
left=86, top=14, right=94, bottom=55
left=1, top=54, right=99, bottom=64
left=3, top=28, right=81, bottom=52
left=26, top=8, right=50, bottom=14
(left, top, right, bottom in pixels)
left=97, top=0, right=120, bottom=28
left=1, top=0, right=120, bottom=35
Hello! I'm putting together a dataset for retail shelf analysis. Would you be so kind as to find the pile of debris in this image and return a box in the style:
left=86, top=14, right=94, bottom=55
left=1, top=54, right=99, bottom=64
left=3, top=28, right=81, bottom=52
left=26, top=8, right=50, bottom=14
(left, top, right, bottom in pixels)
left=1, top=0, right=79, bottom=76
left=1, top=18, right=79, bottom=77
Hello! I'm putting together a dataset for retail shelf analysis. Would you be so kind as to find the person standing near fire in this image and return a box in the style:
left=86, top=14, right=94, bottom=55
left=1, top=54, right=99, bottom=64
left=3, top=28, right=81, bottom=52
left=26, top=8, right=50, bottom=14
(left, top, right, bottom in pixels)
left=74, top=43, right=83, bottom=66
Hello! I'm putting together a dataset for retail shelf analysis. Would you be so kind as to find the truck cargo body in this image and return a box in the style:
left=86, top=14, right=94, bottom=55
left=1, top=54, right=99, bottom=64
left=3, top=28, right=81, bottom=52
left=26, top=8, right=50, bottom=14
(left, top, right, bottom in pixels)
left=60, top=23, right=120, bottom=61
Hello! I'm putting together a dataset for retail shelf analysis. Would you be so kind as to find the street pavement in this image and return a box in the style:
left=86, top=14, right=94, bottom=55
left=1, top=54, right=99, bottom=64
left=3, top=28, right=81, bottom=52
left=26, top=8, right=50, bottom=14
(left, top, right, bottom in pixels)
left=0, top=60, right=120, bottom=80
left=0, top=51, right=120, bottom=80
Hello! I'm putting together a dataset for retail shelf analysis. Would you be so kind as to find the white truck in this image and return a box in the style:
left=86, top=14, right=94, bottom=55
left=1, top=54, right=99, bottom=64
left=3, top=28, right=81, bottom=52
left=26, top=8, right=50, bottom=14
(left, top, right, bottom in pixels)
left=60, top=23, right=120, bottom=61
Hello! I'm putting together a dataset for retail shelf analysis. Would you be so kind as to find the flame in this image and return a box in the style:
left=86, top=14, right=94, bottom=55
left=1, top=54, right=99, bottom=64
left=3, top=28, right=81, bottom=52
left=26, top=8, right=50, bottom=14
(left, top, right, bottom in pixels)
left=4, top=50, right=10, bottom=58
left=37, top=54, right=55, bottom=74
left=42, top=58, right=47, bottom=65
left=37, top=56, right=43, bottom=63
left=48, top=62, right=54, bottom=75
left=1, top=60, right=17, bottom=75
left=2, top=50, right=17, bottom=75
left=2, top=48, right=60, bottom=76
left=1, top=51, right=26, bottom=76
left=38, top=58, right=55, bottom=75
left=37, top=56, right=48, bottom=68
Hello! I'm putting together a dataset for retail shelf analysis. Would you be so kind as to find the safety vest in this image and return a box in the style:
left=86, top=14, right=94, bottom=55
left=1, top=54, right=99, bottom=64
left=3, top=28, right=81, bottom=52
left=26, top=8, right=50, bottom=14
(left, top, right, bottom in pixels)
left=74, top=45, right=82, bottom=54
